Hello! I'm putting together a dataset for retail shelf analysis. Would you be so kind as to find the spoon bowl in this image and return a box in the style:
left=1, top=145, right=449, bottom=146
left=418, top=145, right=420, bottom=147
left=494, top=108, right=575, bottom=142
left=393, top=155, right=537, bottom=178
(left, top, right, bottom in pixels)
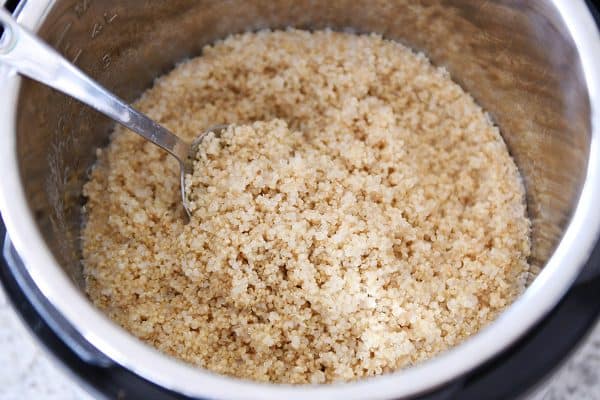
left=182, top=124, right=228, bottom=216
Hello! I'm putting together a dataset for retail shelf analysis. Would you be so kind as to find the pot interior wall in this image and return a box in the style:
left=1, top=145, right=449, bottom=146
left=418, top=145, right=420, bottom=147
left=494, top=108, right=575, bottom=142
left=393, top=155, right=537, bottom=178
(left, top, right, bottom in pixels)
left=15, top=0, right=590, bottom=289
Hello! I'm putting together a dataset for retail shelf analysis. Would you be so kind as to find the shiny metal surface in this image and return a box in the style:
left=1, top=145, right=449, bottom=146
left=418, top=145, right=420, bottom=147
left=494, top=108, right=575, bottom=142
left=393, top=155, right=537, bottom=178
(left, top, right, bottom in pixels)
left=0, top=8, right=195, bottom=217
left=0, top=1, right=599, bottom=399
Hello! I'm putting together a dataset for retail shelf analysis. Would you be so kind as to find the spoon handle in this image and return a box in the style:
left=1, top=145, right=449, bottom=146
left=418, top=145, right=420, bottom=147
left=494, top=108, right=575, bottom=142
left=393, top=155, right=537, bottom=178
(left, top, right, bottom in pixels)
left=0, top=8, right=190, bottom=163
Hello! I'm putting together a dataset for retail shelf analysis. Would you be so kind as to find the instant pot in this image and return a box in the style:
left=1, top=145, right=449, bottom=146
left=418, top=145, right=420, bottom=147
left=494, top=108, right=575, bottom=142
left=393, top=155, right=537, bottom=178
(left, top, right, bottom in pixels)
left=1, top=1, right=600, bottom=399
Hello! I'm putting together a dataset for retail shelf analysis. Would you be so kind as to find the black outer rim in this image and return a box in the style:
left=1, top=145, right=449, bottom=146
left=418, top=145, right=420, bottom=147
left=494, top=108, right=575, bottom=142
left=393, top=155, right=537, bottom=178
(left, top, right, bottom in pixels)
left=0, top=222, right=186, bottom=400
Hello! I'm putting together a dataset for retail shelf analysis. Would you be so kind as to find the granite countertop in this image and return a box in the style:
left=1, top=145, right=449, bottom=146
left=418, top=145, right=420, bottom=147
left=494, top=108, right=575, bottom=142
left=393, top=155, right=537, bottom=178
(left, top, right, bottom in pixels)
left=0, top=284, right=598, bottom=399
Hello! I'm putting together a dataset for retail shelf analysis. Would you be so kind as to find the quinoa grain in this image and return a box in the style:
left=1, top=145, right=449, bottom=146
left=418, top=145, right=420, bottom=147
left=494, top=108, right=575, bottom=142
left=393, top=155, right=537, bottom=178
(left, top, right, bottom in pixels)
left=82, top=30, right=532, bottom=384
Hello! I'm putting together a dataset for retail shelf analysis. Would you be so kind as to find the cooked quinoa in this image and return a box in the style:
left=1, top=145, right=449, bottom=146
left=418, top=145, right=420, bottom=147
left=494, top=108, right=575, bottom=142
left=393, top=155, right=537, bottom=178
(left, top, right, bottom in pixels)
left=82, top=30, right=532, bottom=384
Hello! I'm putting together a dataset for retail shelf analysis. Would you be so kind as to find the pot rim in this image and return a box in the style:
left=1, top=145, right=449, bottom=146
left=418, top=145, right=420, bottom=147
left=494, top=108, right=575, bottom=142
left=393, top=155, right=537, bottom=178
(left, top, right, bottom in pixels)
left=1, top=2, right=599, bottom=399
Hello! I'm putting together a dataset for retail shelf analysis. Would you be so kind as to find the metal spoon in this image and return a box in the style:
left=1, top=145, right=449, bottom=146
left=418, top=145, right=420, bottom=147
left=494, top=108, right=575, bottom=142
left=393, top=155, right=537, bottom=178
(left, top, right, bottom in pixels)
left=0, top=8, right=224, bottom=218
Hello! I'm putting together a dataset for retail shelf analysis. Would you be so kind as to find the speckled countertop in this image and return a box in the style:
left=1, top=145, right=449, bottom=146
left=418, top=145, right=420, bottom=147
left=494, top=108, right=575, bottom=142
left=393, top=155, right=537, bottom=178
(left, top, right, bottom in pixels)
left=0, top=283, right=598, bottom=400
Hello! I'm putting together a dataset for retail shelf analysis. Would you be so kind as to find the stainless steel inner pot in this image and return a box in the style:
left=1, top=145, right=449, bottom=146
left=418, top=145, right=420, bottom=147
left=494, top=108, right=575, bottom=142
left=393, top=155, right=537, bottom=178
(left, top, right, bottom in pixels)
left=1, top=1, right=599, bottom=399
